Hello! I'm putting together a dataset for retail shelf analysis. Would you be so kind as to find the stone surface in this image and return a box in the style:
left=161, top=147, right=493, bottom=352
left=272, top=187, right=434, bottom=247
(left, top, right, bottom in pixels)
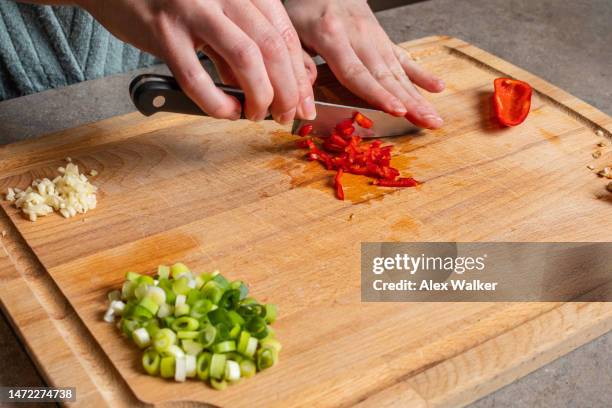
left=0, top=0, right=610, bottom=406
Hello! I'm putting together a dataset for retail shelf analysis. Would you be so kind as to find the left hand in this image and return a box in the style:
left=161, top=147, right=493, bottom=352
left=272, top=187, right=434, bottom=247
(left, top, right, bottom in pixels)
left=284, top=0, right=445, bottom=129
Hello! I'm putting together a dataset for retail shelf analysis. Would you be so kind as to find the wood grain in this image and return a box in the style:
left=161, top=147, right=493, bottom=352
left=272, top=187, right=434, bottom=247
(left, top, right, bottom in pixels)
left=0, top=36, right=611, bottom=407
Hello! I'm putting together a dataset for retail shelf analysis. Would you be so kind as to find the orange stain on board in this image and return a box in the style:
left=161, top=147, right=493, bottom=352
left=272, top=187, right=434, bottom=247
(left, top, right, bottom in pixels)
left=539, top=128, right=560, bottom=145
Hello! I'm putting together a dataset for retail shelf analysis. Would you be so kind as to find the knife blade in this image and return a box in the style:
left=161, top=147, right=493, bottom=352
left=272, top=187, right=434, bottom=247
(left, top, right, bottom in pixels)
left=130, top=74, right=419, bottom=138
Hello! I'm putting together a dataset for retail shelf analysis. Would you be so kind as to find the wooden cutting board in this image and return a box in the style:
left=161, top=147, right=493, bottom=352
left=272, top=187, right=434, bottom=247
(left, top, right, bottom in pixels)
left=1, top=36, right=611, bottom=408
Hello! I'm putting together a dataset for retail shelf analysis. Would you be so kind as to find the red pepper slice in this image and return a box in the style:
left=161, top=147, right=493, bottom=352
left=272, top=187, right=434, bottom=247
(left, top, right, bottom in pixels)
left=334, top=169, right=345, bottom=200
left=375, top=177, right=419, bottom=188
left=298, top=124, right=313, bottom=137
left=353, top=112, right=374, bottom=129
left=493, top=78, right=532, bottom=126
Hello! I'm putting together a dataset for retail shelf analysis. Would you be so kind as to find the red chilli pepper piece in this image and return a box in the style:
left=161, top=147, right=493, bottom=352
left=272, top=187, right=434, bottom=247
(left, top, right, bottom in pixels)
left=298, top=124, right=313, bottom=137
left=493, top=78, right=532, bottom=126
left=334, top=169, right=345, bottom=200
left=353, top=112, right=374, bottom=129
left=374, top=177, right=419, bottom=188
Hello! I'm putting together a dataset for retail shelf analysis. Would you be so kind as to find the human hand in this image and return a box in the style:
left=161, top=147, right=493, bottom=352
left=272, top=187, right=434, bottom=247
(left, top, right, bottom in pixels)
left=80, top=0, right=316, bottom=124
left=284, top=0, right=445, bottom=129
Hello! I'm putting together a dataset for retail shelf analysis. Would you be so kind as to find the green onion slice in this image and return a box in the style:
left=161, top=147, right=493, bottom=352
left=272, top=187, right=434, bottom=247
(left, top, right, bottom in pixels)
left=209, top=353, right=226, bottom=380
left=142, top=348, right=161, bottom=375
left=196, top=352, right=212, bottom=380
left=212, top=340, right=236, bottom=354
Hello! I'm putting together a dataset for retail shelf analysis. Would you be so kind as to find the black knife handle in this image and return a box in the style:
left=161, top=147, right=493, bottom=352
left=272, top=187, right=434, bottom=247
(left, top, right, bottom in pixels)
left=129, top=74, right=246, bottom=117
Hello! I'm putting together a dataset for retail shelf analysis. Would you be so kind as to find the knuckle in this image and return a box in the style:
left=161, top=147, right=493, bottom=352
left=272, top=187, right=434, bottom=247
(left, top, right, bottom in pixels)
left=319, top=14, right=342, bottom=38
left=372, top=69, right=394, bottom=82
left=258, top=32, right=285, bottom=58
left=279, top=26, right=299, bottom=49
left=341, top=62, right=368, bottom=79
left=231, top=41, right=261, bottom=69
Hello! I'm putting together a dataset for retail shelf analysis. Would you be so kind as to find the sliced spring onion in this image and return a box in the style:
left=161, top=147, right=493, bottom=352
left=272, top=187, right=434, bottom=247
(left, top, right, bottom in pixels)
left=108, top=290, right=121, bottom=302
left=260, top=338, right=282, bottom=353
left=209, top=353, right=226, bottom=380
left=142, top=348, right=161, bottom=375
left=174, top=303, right=190, bottom=317
left=173, top=277, right=191, bottom=295
left=246, top=316, right=268, bottom=339
left=182, top=339, right=205, bottom=356
left=196, top=352, right=212, bottom=380
left=229, top=323, right=241, bottom=339
left=212, top=340, right=236, bottom=354
left=134, top=283, right=149, bottom=300
left=146, top=286, right=166, bottom=305
left=189, top=299, right=213, bottom=319
left=139, top=296, right=160, bottom=315
left=176, top=330, right=199, bottom=340
left=153, top=328, right=176, bottom=352
left=107, top=264, right=281, bottom=390
left=160, top=356, right=175, bottom=378
left=224, top=360, right=241, bottom=382
left=264, top=304, right=278, bottom=324
left=138, top=275, right=155, bottom=286
left=210, top=378, right=227, bottom=390
left=202, top=281, right=224, bottom=304
left=164, top=344, right=185, bottom=359
left=256, top=346, right=278, bottom=371
left=185, top=354, right=196, bottom=378
left=126, top=271, right=141, bottom=282
left=172, top=316, right=199, bottom=332
left=237, top=331, right=251, bottom=355
left=110, top=300, right=126, bottom=315
left=239, top=359, right=256, bottom=378
left=158, top=265, right=170, bottom=279
left=145, top=320, right=160, bottom=338
left=244, top=337, right=258, bottom=358
left=121, top=281, right=136, bottom=300
left=170, top=262, right=190, bottom=279
left=219, top=289, right=240, bottom=310
left=197, top=324, right=217, bottom=348
left=132, top=327, right=151, bottom=348
left=174, top=355, right=186, bottom=382
left=103, top=307, right=115, bottom=323
left=227, top=310, right=246, bottom=326
left=175, top=294, right=186, bottom=307
left=157, top=303, right=173, bottom=318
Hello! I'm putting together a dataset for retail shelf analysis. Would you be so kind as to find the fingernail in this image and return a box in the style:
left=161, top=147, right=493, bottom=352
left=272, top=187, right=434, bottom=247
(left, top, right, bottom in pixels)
left=301, top=96, right=317, bottom=120
left=436, top=79, right=446, bottom=91
left=423, top=114, right=444, bottom=128
left=391, top=100, right=407, bottom=115
left=278, top=108, right=296, bottom=125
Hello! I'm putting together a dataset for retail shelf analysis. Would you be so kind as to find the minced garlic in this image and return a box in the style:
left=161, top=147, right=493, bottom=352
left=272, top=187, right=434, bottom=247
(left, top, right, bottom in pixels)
left=5, top=162, right=97, bottom=222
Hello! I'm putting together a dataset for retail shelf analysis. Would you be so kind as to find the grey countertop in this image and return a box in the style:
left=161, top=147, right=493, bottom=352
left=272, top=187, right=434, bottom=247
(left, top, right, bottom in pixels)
left=0, top=0, right=610, bottom=406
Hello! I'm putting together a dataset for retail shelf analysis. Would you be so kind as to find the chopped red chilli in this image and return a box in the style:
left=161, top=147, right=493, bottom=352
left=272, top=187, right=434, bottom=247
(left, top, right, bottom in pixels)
left=334, top=169, right=345, bottom=200
left=297, top=112, right=419, bottom=200
left=298, top=123, right=313, bottom=137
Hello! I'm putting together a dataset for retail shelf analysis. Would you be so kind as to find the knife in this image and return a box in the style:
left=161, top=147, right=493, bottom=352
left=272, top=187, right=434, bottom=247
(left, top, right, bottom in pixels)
left=129, top=74, right=419, bottom=138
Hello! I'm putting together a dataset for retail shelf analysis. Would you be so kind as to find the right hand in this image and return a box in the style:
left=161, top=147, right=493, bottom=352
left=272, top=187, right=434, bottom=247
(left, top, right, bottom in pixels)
left=80, top=0, right=317, bottom=124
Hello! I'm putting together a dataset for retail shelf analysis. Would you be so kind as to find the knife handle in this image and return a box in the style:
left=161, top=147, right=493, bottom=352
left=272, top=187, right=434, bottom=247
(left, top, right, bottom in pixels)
left=129, top=74, right=246, bottom=117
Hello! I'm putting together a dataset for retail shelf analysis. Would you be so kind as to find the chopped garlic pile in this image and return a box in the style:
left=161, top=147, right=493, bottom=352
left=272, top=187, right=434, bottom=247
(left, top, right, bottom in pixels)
left=5, top=162, right=97, bottom=221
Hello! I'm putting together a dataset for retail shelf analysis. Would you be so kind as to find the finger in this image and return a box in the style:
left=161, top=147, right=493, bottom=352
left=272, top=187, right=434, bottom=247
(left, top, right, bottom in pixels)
left=369, top=37, right=443, bottom=128
left=193, top=9, right=273, bottom=121
left=201, top=45, right=239, bottom=86
left=253, top=0, right=316, bottom=120
left=394, top=45, right=445, bottom=93
left=351, top=35, right=436, bottom=127
left=163, top=32, right=241, bottom=120
left=225, top=1, right=300, bottom=124
left=303, top=50, right=318, bottom=85
left=316, top=34, right=407, bottom=116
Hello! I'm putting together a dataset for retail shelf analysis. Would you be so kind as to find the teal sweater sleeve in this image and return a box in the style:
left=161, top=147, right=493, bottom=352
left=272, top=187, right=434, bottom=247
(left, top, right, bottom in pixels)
left=0, top=2, right=158, bottom=101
